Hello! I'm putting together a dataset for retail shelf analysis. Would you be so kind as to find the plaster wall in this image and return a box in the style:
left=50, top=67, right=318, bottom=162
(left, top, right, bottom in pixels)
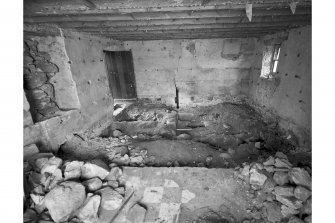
left=124, top=38, right=257, bottom=106
left=63, top=30, right=124, bottom=129
left=249, top=26, right=311, bottom=147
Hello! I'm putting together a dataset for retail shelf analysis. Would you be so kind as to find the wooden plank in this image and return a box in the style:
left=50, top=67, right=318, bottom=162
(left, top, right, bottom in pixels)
left=126, top=51, right=137, bottom=98
left=71, top=21, right=308, bottom=33
left=104, top=51, right=121, bottom=98
left=114, top=51, right=128, bottom=99
left=75, top=23, right=307, bottom=33
left=78, top=27, right=295, bottom=35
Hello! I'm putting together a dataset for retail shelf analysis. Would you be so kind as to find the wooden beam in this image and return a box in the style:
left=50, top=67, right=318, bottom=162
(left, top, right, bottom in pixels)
left=69, top=21, right=309, bottom=33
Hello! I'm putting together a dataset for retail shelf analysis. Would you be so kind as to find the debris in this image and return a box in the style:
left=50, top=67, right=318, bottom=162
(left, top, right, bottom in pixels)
left=107, top=180, right=119, bottom=189
left=43, top=182, right=86, bottom=223
left=294, top=186, right=311, bottom=201
left=263, top=177, right=276, bottom=192
left=263, top=156, right=275, bottom=166
left=63, top=161, right=84, bottom=180
left=288, top=168, right=311, bottom=189
left=301, top=198, right=311, bottom=215
left=76, top=195, right=101, bottom=223
left=275, top=195, right=303, bottom=210
left=274, top=186, right=295, bottom=197
left=114, top=187, right=125, bottom=196
left=205, top=155, right=213, bottom=165
left=304, top=215, right=312, bottom=223
left=98, top=187, right=123, bottom=211
left=273, top=172, right=290, bottom=186
left=24, top=209, right=37, bottom=222
left=275, top=152, right=288, bottom=160
left=281, top=205, right=300, bottom=218
left=82, top=178, right=102, bottom=192
left=219, top=153, right=232, bottom=159
left=288, top=216, right=305, bottom=223
left=106, top=167, right=122, bottom=181
left=112, top=130, right=123, bottom=137
left=250, top=169, right=267, bottom=186
left=81, top=163, right=109, bottom=180
left=130, top=156, right=144, bottom=165
left=263, top=201, right=282, bottom=223
left=254, top=142, right=261, bottom=149
left=274, top=158, right=292, bottom=169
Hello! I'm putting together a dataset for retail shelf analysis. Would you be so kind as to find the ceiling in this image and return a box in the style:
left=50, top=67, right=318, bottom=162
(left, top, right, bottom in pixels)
left=24, top=0, right=312, bottom=41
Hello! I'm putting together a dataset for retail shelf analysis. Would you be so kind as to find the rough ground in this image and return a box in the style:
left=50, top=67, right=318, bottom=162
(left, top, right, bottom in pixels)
left=59, top=102, right=310, bottom=169
left=29, top=101, right=312, bottom=223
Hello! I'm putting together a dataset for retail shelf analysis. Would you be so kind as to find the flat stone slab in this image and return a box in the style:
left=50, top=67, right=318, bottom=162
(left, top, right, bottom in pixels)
left=117, top=167, right=252, bottom=223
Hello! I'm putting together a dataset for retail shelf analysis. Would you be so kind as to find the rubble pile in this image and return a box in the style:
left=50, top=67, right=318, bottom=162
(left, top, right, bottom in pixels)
left=24, top=153, right=128, bottom=223
left=235, top=152, right=312, bottom=223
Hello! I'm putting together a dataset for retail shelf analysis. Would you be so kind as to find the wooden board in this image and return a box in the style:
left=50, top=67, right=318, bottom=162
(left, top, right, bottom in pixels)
left=104, top=51, right=137, bottom=99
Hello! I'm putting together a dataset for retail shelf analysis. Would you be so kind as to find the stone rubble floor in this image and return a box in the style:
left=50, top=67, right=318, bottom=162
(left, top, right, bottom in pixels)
left=24, top=102, right=311, bottom=223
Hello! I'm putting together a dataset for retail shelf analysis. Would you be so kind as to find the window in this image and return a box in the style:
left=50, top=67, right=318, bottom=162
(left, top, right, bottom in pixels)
left=260, top=44, right=281, bottom=79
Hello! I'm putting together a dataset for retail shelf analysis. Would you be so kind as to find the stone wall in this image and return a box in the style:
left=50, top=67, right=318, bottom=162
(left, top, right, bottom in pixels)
left=248, top=26, right=311, bottom=148
left=124, top=38, right=256, bottom=106
left=24, top=35, right=80, bottom=122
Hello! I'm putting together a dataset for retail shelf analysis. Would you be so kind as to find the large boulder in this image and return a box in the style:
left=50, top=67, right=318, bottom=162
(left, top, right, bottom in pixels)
left=34, top=156, right=62, bottom=175
left=76, top=195, right=101, bottom=223
left=63, top=161, right=84, bottom=180
left=263, top=201, right=282, bottom=223
left=274, top=186, right=294, bottom=197
left=250, top=169, right=267, bottom=186
left=105, top=167, right=122, bottom=181
left=275, top=195, right=303, bottom=210
left=43, top=182, right=86, bottom=223
left=294, top=186, right=311, bottom=202
left=81, top=163, right=109, bottom=180
left=281, top=205, right=300, bottom=218
left=273, top=172, right=290, bottom=186
left=97, top=187, right=123, bottom=211
left=82, top=178, right=102, bottom=192
left=288, top=168, right=311, bottom=189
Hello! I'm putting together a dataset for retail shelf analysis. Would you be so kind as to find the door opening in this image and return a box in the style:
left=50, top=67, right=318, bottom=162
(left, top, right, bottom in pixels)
left=104, top=50, right=137, bottom=100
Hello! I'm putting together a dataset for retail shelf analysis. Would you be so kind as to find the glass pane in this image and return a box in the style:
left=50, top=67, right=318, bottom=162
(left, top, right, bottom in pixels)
left=273, top=61, right=278, bottom=73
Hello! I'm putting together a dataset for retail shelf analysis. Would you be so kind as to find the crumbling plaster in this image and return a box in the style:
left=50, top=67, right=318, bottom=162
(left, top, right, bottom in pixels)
left=24, top=26, right=124, bottom=151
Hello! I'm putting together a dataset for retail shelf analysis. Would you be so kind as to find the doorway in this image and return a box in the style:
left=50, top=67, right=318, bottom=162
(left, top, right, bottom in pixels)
left=104, top=50, right=137, bottom=100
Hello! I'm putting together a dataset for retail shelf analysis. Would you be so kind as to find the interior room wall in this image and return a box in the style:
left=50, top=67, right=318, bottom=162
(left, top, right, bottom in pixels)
left=248, top=26, right=311, bottom=147
left=23, top=25, right=124, bottom=151
left=124, top=38, right=257, bottom=106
